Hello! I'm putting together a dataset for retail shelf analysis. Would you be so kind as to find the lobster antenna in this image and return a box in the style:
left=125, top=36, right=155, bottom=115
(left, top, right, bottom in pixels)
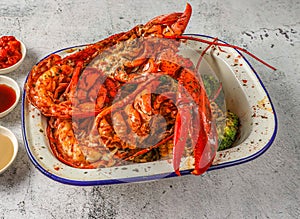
left=165, top=35, right=277, bottom=71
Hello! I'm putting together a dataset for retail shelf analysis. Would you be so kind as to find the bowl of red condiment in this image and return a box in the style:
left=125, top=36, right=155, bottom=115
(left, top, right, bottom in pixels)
left=0, top=75, right=20, bottom=118
left=0, top=36, right=26, bottom=74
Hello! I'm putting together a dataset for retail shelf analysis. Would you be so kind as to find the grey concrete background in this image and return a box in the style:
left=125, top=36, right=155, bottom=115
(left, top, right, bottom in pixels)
left=0, top=0, right=299, bottom=218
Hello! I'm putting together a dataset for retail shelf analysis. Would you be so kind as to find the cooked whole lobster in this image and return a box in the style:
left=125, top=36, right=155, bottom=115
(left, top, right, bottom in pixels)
left=25, top=3, right=219, bottom=176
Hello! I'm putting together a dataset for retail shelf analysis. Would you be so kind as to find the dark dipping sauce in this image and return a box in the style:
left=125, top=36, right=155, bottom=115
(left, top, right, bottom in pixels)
left=0, top=84, right=16, bottom=113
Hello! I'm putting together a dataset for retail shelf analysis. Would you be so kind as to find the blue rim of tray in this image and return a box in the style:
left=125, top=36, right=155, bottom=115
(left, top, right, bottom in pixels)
left=21, top=34, right=278, bottom=186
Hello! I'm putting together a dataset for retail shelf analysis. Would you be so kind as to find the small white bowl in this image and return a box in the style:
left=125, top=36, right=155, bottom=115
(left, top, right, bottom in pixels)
left=0, top=37, right=26, bottom=74
left=0, top=75, right=20, bottom=118
left=0, top=125, right=18, bottom=174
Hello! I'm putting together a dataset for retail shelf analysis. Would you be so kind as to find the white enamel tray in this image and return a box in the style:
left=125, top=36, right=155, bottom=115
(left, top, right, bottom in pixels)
left=22, top=34, right=277, bottom=185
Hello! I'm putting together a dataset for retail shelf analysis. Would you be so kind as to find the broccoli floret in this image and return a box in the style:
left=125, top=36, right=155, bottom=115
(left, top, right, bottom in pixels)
left=202, top=74, right=239, bottom=150
left=202, top=74, right=220, bottom=98
left=218, top=111, right=239, bottom=151
left=202, top=74, right=224, bottom=107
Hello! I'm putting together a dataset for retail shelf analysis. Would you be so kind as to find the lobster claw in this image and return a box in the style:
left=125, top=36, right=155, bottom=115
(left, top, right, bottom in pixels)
left=173, top=77, right=218, bottom=176
left=173, top=82, right=200, bottom=175
left=144, top=3, right=192, bottom=36
left=173, top=102, right=198, bottom=176
left=191, top=84, right=218, bottom=175
left=191, top=119, right=218, bottom=175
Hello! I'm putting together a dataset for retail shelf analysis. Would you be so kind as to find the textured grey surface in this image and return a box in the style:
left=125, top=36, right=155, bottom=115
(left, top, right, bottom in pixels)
left=0, top=0, right=299, bottom=218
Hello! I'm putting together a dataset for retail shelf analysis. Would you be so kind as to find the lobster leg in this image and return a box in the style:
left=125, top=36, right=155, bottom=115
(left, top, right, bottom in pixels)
left=91, top=75, right=159, bottom=134
left=64, top=61, right=84, bottom=96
